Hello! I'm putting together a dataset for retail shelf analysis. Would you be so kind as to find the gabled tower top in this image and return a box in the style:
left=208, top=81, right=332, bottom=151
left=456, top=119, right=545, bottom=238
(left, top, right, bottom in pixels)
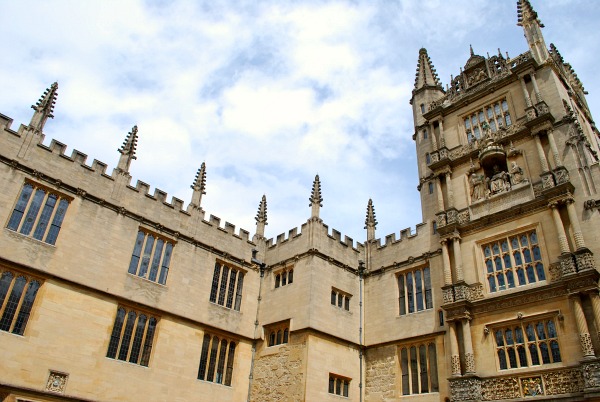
left=116, top=125, right=138, bottom=174
left=309, top=174, right=323, bottom=219
left=365, top=198, right=377, bottom=241
left=29, top=82, right=58, bottom=134
left=516, top=0, right=549, bottom=63
left=413, top=48, right=443, bottom=93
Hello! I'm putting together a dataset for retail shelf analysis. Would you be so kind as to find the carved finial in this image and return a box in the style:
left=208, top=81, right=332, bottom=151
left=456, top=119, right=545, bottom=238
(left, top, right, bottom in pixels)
left=116, top=125, right=138, bottom=174
left=517, top=0, right=549, bottom=63
left=254, top=194, right=268, bottom=238
left=470, top=44, right=474, bottom=57
left=190, top=162, right=207, bottom=208
left=309, top=174, right=323, bottom=218
left=29, top=82, right=58, bottom=134
left=517, top=0, right=543, bottom=27
left=413, top=48, right=443, bottom=92
left=365, top=199, right=377, bottom=241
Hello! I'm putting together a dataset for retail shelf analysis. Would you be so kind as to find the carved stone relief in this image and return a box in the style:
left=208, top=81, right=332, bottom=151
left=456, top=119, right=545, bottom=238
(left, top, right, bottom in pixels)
left=46, top=370, right=68, bottom=393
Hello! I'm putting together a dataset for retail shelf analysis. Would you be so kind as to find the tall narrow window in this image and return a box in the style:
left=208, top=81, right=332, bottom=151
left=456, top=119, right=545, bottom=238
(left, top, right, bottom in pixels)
left=210, top=262, right=244, bottom=311
left=198, top=334, right=236, bottom=387
left=106, top=307, right=158, bottom=367
left=0, top=270, right=41, bottom=335
left=400, top=342, right=438, bottom=394
left=399, top=267, right=432, bottom=316
left=7, top=182, right=71, bottom=245
left=127, top=230, right=174, bottom=285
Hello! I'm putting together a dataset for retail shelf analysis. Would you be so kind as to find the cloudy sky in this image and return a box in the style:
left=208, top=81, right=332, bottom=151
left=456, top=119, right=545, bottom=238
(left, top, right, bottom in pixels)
left=1, top=0, right=599, bottom=244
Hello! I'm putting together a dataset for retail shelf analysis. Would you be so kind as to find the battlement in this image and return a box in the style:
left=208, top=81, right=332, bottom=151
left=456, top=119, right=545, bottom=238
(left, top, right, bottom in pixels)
left=0, top=113, right=255, bottom=257
left=266, top=225, right=304, bottom=248
left=370, top=222, right=433, bottom=270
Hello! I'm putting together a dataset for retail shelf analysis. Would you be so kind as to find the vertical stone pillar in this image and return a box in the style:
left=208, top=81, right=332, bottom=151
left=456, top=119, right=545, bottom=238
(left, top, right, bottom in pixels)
left=530, top=73, right=543, bottom=104
left=572, top=295, right=595, bottom=357
left=462, top=319, right=475, bottom=374
left=435, top=176, right=445, bottom=211
left=533, top=134, right=550, bottom=172
left=590, top=293, right=600, bottom=341
left=449, top=322, right=461, bottom=376
left=566, top=198, right=586, bottom=250
left=452, top=234, right=464, bottom=282
left=546, top=128, right=562, bottom=167
left=430, top=123, right=438, bottom=150
left=520, top=77, right=533, bottom=107
left=445, top=171, right=454, bottom=208
left=441, top=239, right=452, bottom=286
left=549, top=202, right=570, bottom=254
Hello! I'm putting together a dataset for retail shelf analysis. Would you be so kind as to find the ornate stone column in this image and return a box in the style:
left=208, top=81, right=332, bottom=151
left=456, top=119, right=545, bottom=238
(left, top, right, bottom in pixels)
left=590, top=292, right=600, bottom=342
left=572, top=295, right=595, bottom=358
left=530, top=72, right=543, bottom=104
left=435, top=176, right=445, bottom=211
left=449, top=322, right=461, bottom=376
left=549, top=202, right=570, bottom=254
left=566, top=197, right=586, bottom=250
left=520, top=77, right=533, bottom=107
left=430, top=123, right=438, bottom=151
left=445, top=171, right=454, bottom=208
left=441, top=239, right=452, bottom=286
left=533, top=133, right=550, bottom=172
left=452, top=233, right=464, bottom=282
left=462, top=319, right=476, bottom=374
left=546, top=128, right=562, bottom=167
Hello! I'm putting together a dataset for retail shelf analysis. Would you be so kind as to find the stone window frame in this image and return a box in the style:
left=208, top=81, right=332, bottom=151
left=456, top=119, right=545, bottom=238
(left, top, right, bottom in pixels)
left=6, top=179, right=72, bottom=246
left=462, top=95, right=513, bottom=143
left=0, top=267, right=42, bottom=336
left=209, top=260, right=246, bottom=311
left=105, top=306, right=158, bottom=367
left=399, top=339, right=439, bottom=395
left=328, top=373, right=350, bottom=397
left=127, top=228, right=176, bottom=286
left=397, top=265, right=433, bottom=316
left=331, top=288, right=351, bottom=312
left=197, top=332, right=237, bottom=386
left=477, top=225, right=549, bottom=295
left=265, top=320, right=290, bottom=347
left=274, top=266, right=294, bottom=289
left=487, top=312, right=562, bottom=371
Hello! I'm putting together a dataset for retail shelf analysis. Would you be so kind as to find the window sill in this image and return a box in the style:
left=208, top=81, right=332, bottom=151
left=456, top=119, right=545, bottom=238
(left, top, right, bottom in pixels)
left=196, top=379, right=233, bottom=389
left=126, top=272, right=168, bottom=288
left=105, top=357, right=150, bottom=369
left=497, top=362, right=563, bottom=373
left=330, top=305, right=352, bottom=314
left=208, top=301, right=242, bottom=314
left=4, top=228, right=57, bottom=248
left=486, top=280, right=547, bottom=298
left=397, top=308, right=433, bottom=318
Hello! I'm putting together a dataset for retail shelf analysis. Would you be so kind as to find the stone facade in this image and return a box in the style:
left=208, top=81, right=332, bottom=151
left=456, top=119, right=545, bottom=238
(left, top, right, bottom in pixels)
left=1, top=1, right=600, bottom=401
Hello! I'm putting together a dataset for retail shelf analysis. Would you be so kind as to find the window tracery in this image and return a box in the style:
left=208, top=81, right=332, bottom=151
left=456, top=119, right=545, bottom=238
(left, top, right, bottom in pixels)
left=464, top=99, right=512, bottom=143
left=0, top=269, right=41, bottom=335
left=128, top=229, right=174, bottom=285
left=209, top=261, right=245, bottom=311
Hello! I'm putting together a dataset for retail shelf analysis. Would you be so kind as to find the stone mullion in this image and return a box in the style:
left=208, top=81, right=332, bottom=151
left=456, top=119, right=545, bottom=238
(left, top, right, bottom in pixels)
left=520, top=77, right=533, bottom=107
left=449, top=322, right=461, bottom=376
left=8, top=278, right=30, bottom=334
left=565, top=198, right=586, bottom=250
left=462, top=319, right=475, bottom=374
left=549, top=202, right=571, bottom=254
left=572, top=295, right=595, bottom=357
left=533, top=134, right=550, bottom=172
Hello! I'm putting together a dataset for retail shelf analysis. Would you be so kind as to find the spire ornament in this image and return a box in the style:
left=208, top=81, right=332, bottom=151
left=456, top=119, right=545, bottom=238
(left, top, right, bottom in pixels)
left=309, top=174, right=323, bottom=219
left=255, top=195, right=268, bottom=238
left=190, top=162, right=207, bottom=208
left=365, top=199, right=377, bottom=241
left=516, top=0, right=549, bottom=63
left=413, top=48, right=443, bottom=92
left=117, top=125, right=138, bottom=174
left=29, top=82, right=58, bottom=134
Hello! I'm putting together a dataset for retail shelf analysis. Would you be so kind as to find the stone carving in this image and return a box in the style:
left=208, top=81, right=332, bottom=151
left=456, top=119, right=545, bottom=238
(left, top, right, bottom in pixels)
left=437, top=213, right=447, bottom=228
left=521, top=376, right=543, bottom=396
left=443, top=288, right=454, bottom=304
left=533, top=182, right=543, bottom=198
left=554, top=167, right=569, bottom=185
left=467, top=283, right=484, bottom=301
left=542, top=173, right=555, bottom=189
left=543, top=368, right=584, bottom=395
left=547, top=262, right=562, bottom=282
left=457, top=210, right=470, bottom=225
left=488, top=165, right=511, bottom=195
left=46, top=370, right=68, bottom=393
left=451, top=355, right=461, bottom=375
left=582, top=361, right=600, bottom=389
left=480, top=377, right=520, bottom=401
left=454, top=284, right=468, bottom=301
left=560, top=254, right=577, bottom=275
left=469, top=172, right=487, bottom=201
left=509, top=161, right=526, bottom=185
left=580, top=333, right=594, bottom=356
left=450, top=377, right=482, bottom=401
left=575, top=250, right=596, bottom=272
left=446, top=209, right=458, bottom=225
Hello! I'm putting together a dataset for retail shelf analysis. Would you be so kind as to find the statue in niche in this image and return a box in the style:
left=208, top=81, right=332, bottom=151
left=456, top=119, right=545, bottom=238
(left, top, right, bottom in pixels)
left=487, top=165, right=511, bottom=195
left=469, top=172, right=487, bottom=202
left=509, top=161, right=526, bottom=185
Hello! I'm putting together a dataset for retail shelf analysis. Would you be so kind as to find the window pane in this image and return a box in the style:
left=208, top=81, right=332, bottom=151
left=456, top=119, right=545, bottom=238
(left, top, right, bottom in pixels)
left=550, top=340, right=561, bottom=363
left=140, top=317, right=156, bottom=367
left=0, top=271, right=14, bottom=309
left=0, top=276, right=27, bottom=331
left=198, top=334, right=211, bottom=380
left=398, top=276, right=406, bottom=315
left=428, top=344, right=439, bottom=392
left=224, top=342, right=236, bottom=386
left=419, top=345, right=429, bottom=393
left=226, top=270, right=237, bottom=309
left=209, top=263, right=221, bottom=303
left=107, top=308, right=126, bottom=359
left=206, top=337, right=219, bottom=381
left=424, top=267, right=432, bottom=309
left=138, top=235, right=155, bottom=278
left=517, top=346, right=528, bottom=367
left=7, top=184, right=33, bottom=230
left=401, top=348, right=409, bottom=395
left=407, top=272, right=414, bottom=313
left=158, top=243, right=172, bottom=285
left=20, top=189, right=45, bottom=235
left=275, top=274, right=280, bottom=288
left=128, top=314, right=147, bottom=364
left=498, top=349, right=507, bottom=370
left=536, top=263, right=545, bottom=281
left=288, top=270, right=293, bottom=284
left=234, top=273, right=244, bottom=311
left=216, top=340, right=228, bottom=384
left=118, top=311, right=137, bottom=361
left=529, top=344, right=540, bottom=365
left=128, top=232, right=145, bottom=275
left=148, top=239, right=164, bottom=282
left=507, top=348, right=518, bottom=368
left=281, top=271, right=287, bottom=286
left=33, top=194, right=57, bottom=240
left=540, top=343, right=551, bottom=364
left=415, top=270, right=423, bottom=311
left=410, top=347, right=419, bottom=394
left=45, top=198, right=69, bottom=245
left=218, top=266, right=229, bottom=306
left=12, top=280, right=40, bottom=335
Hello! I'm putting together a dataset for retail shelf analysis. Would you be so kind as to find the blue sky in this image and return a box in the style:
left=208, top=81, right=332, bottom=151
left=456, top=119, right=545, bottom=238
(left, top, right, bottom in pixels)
left=1, top=0, right=599, bottom=244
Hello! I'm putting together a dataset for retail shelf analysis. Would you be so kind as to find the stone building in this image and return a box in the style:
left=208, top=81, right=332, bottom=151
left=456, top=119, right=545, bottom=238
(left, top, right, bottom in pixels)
left=1, top=1, right=600, bottom=401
